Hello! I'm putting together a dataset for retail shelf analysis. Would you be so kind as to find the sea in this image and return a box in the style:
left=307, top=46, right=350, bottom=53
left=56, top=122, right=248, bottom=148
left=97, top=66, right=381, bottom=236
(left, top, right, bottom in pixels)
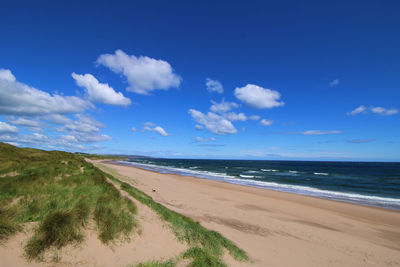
left=114, top=158, right=400, bottom=211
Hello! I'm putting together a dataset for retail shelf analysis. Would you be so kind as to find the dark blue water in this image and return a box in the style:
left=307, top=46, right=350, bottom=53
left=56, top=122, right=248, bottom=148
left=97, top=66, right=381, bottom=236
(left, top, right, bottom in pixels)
left=116, top=158, right=400, bottom=210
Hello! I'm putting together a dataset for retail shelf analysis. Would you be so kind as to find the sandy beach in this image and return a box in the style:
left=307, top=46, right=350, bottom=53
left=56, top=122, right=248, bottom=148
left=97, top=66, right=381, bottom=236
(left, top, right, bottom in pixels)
left=95, top=160, right=400, bottom=267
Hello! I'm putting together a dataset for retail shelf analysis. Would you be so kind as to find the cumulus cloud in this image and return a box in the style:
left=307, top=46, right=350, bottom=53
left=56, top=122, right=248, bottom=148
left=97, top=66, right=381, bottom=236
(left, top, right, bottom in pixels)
left=224, top=112, right=247, bottom=122
left=188, top=109, right=237, bottom=135
left=206, top=78, right=223, bottom=93
left=347, top=105, right=398, bottom=116
left=131, top=127, right=136, bottom=132
left=0, top=69, right=92, bottom=116
left=153, top=126, right=169, bottom=136
left=55, top=114, right=111, bottom=143
left=210, top=99, right=238, bottom=114
left=0, top=121, right=18, bottom=134
left=97, top=50, right=181, bottom=95
left=259, top=119, right=273, bottom=126
left=347, top=105, right=367, bottom=115
left=142, top=123, right=169, bottom=136
left=72, top=73, right=131, bottom=106
left=329, top=79, right=340, bottom=87
left=234, top=84, right=284, bottom=109
left=302, top=130, right=343, bottom=135
left=0, top=69, right=16, bottom=82
left=0, top=69, right=113, bottom=149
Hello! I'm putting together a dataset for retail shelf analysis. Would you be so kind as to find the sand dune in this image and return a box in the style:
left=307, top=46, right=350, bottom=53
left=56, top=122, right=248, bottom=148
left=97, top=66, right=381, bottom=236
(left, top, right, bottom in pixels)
left=0, top=174, right=186, bottom=267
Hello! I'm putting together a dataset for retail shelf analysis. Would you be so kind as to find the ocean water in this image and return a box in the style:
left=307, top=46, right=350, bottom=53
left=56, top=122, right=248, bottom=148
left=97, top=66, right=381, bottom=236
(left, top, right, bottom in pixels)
left=115, top=158, right=400, bottom=210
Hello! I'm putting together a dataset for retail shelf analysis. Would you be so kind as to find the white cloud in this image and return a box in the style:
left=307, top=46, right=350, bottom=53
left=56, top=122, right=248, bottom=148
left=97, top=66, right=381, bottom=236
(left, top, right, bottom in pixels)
left=206, top=78, right=223, bottom=93
left=347, top=105, right=398, bottom=116
left=142, top=123, right=169, bottom=136
left=234, top=84, right=284, bottom=109
left=9, top=117, right=41, bottom=127
left=210, top=99, right=238, bottom=114
left=72, top=73, right=131, bottom=106
left=188, top=109, right=237, bottom=135
left=249, top=115, right=260, bottom=121
left=302, top=130, right=343, bottom=135
left=153, top=126, right=169, bottom=136
left=347, top=105, right=367, bottom=115
left=55, top=114, right=111, bottom=143
left=192, top=136, right=216, bottom=143
left=329, top=79, right=340, bottom=87
left=0, top=69, right=111, bottom=149
left=224, top=112, right=247, bottom=122
left=131, top=127, right=136, bottom=132
left=0, top=121, right=18, bottom=134
left=97, top=50, right=181, bottom=95
left=0, top=130, right=110, bottom=148
left=0, top=69, right=16, bottom=82
left=386, top=109, right=399, bottom=115
left=4, top=141, right=20, bottom=147
left=0, top=69, right=92, bottom=116
left=41, top=114, right=73, bottom=125
left=371, top=106, right=398, bottom=116
left=195, top=124, right=203, bottom=130
left=56, top=114, right=103, bottom=134
left=260, top=119, right=273, bottom=126
left=143, top=122, right=156, bottom=127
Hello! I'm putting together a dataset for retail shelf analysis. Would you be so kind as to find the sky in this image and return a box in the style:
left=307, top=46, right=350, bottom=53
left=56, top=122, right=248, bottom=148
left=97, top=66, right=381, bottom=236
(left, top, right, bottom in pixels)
left=0, top=0, right=399, bottom=161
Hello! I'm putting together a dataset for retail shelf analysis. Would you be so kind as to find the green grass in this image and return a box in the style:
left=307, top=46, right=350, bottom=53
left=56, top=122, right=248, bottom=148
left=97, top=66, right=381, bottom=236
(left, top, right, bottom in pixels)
left=103, top=172, right=248, bottom=266
left=0, top=142, right=248, bottom=266
left=134, top=260, right=176, bottom=267
left=182, top=247, right=227, bottom=267
left=0, top=142, right=137, bottom=260
left=118, top=182, right=248, bottom=262
left=76, top=152, right=126, bottom=160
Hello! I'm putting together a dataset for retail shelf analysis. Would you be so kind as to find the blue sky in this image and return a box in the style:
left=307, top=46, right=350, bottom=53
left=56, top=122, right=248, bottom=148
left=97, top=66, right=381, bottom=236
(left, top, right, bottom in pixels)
left=0, top=0, right=399, bottom=161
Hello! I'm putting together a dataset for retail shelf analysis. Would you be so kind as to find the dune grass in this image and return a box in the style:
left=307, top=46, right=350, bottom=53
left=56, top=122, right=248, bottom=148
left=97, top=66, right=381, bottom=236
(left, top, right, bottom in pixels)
left=102, top=171, right=248, bottom=266
left=76, top=152, right=126, bottom=160
left=0, top=142, right=247, bottom=266
left=0, top=142, right=137, bottom=260
left=134, top=260, right=175, bottom=267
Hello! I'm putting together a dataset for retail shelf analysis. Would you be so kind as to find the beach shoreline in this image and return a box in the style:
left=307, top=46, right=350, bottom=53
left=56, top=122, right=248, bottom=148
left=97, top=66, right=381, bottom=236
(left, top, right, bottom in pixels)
left=110, top=159, right=400, bottom=211
left=96, top=160, right=400, bottom=267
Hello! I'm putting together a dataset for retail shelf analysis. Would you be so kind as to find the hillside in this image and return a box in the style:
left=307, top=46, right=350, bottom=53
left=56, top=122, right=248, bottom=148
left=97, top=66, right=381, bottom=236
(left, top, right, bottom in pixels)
left=0, top=143, right=247, bottom=266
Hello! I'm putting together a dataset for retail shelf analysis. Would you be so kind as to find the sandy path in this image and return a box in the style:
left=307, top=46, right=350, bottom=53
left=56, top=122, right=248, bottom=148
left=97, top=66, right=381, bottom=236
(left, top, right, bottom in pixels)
left=96, top=161, right=400, bottom=267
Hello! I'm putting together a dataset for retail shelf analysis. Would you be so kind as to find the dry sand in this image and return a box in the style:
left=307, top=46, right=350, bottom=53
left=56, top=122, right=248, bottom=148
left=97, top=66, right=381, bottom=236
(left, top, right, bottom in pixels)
left=95, top=160, right=400, bottom=267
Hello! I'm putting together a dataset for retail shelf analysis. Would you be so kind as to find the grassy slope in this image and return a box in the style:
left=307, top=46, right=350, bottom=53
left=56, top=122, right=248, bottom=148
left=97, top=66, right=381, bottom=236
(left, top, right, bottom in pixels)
left=0, top=142, right=248, bottom=266
left=0, top=142, right=137, bottom=260
left=77, top=153, right=127, bottom=160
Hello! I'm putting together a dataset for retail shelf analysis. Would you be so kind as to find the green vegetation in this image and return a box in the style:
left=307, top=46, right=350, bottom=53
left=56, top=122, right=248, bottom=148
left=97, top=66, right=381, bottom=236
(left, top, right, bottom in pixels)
left=0, top=142, right=247, bottom=266
left=105, top=176, right=248, bottom=266
left=134, top=260, right=175, bottom=267
left=0, top=142, right=137, bottom=260
left=76, top=152, right=126, bottom=160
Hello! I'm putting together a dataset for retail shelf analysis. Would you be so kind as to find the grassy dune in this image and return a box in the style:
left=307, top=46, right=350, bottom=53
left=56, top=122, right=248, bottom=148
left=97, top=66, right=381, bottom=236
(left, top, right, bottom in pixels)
left=0, top=142, right=137, bottom=260
left=0, top=142, right=247, bottom=266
